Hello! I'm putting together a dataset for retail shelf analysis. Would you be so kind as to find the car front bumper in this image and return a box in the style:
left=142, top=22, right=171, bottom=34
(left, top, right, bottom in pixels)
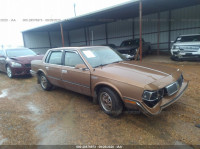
left=124, top=80, right=188, bottom=116
left=30, top=70, right=37, bottom=76
left=12, top=67, right=31, bottom=76
left=171, top=49, right=200, bottom=59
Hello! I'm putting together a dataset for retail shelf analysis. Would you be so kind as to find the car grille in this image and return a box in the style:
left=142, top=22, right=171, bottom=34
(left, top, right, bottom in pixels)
left=25, top=64, right=31, bottom=68
left=118, top=50, right=136, bottom=55
left=165, top=75, right=183, bottom=96
left=179, top=45, right=200, bottom=52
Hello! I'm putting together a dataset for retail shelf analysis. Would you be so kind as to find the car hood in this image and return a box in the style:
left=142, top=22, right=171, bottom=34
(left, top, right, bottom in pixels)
left=9, top=55, right=44, bottom=64
left=173, top=42, right=200, bottom=46
left=93, top=61, right=181, bottom=90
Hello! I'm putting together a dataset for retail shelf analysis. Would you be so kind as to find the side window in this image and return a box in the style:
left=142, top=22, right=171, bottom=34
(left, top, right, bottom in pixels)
left=65, top=51, right=84, bottom=67
left=48, top=51, right=62, bottom=65
left=0, top=50, right=5, bottom=56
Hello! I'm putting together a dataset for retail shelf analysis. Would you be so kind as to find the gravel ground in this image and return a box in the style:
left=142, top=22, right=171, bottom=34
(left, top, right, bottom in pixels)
left=0, top=57, right=199, bottom=146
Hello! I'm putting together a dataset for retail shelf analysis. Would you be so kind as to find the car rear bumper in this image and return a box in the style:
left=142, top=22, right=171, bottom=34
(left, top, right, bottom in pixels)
left=124, top=80, right=188, bottom=116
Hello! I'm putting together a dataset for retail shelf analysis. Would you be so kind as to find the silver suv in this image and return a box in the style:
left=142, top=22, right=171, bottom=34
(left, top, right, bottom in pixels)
left=171, top=34, right=200, bottom=61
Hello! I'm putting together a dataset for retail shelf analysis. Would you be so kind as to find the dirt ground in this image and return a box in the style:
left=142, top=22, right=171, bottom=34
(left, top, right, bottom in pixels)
left=0, top=56, right=199, bottom=146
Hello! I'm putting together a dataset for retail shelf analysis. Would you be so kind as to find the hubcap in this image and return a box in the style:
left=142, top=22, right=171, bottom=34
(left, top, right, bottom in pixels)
left=41, top=76, right=47, bottom=89
left=100, top=92, right=112, bottom=112
left=7, top=67, right=12, bottom=78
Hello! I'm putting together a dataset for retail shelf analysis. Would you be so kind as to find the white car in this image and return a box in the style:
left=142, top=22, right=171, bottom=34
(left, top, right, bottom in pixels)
left=171, top=34, right=200, bottom=61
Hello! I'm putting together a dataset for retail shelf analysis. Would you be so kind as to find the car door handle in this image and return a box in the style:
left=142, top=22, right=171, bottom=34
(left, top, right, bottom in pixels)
left=62, top=70, right=67, bottom=73
left=45, top=66, right=49, bottom=70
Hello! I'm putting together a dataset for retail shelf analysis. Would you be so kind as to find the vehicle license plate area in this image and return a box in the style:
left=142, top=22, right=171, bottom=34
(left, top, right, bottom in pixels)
left=185, top=53, right=193, bottom=55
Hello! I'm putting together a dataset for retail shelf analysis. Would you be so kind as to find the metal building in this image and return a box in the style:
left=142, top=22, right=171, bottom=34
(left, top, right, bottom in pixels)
left=22, top=0, right=200, bottom=54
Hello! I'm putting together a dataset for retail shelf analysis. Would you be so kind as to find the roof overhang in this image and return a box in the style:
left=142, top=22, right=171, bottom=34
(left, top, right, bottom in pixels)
left=22, top=0, right=200, bottom=33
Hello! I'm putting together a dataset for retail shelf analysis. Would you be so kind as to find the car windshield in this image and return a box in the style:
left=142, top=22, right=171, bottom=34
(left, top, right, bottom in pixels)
left=6, top=49, right=36, bottom=58
left=120, top=39, right=141, bottom=47
left=175, top=35, right=200, bottom=42
left=81, top=47, right=127, bottom=68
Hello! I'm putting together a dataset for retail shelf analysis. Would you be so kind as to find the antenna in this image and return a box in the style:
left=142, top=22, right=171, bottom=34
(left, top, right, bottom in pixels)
left=74, top=3, right=76, bottom=17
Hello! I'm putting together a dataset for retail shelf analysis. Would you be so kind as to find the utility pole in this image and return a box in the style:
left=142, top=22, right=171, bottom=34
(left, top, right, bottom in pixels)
left=139, top=0, right=143, bottom=61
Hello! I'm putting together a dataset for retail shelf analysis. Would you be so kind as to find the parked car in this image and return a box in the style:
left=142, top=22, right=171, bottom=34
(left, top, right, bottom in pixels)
left=31, top=46, right=188, bottom=116
left=102, top=44, right=117, bottom=49
left=116, top=38, right=152, bottom=60
left=0, top=48, right=43, bottom=78
left=171, top=34, right=200, bottom=61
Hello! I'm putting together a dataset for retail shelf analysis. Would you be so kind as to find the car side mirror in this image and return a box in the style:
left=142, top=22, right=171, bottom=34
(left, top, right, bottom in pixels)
left=75, top=64, right=88, bottom=71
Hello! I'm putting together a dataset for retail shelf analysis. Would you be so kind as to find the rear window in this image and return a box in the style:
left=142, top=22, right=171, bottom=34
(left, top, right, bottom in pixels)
left=176, top=35, right=200, bottom=42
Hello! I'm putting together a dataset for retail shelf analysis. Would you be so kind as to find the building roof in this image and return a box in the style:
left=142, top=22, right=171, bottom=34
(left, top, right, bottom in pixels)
left=23, top=0, right=200, bottom=33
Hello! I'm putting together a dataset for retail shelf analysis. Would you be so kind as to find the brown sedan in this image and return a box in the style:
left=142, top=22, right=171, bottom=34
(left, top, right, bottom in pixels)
left=31, top=46, right=188, bottom=116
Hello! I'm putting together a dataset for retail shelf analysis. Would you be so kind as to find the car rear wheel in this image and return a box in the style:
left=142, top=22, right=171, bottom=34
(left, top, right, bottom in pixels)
left=6, top=66, right=13, bottom=78
left=39, top=73, right=52, bottom=91
left=98, top=87, right=123, bottom=117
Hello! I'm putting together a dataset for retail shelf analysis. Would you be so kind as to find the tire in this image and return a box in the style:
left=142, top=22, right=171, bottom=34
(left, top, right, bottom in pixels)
left=171, top=56, right=180, bottom=61
left=39, top=73, right=52, bottom=91
left=98, top=87, right=123, bottom=117
left=6, top=66, right=13, bottom=78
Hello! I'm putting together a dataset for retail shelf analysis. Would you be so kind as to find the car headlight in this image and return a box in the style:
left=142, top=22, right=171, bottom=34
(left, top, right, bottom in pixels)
left=11, top=62, right=22, bottom=67
left=173, top=45, right=180, bottom=49
left=142, top=89, right=164, bottom=108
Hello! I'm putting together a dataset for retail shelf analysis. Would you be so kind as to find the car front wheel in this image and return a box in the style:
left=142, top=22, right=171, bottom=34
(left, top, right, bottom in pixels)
left=6, top=66, right=13, bottom=78
left=98, top=87, right=123, bottom=117
left=39, top=73, right=52, bottom=91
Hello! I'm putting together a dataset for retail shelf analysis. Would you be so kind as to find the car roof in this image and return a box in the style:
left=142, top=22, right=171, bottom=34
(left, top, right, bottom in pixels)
left=4, top=47, right=31, bottom=51
left=51, top=46, right=109, bottom=51
left=122, top=38, right=142, bottom=42
left=179, top=34, right=200, bottom=37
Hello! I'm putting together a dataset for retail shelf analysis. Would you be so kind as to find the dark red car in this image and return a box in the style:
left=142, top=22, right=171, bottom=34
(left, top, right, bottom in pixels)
left=0, top=48, right=43, bottom=78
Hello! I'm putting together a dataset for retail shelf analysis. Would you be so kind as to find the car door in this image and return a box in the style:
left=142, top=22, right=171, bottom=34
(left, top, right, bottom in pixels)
left=0, top=50, right=6, bottom=72
left=61, top=50, right=91, bottom=96
left=44, top=50, right=63, bottom=87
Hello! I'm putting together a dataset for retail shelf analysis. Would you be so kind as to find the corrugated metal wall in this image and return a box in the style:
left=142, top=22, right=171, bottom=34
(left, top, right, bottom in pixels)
left=170, top=5, right=200, bottom=41
left=107, top=19, right=133, bottom=46
left=23, top=32, right=50, bottom=54
left=23, top=4, right=200, bottom=54
left=69, top=28, right=86, bottom=46
left=88, top=24, right=106, bottom=46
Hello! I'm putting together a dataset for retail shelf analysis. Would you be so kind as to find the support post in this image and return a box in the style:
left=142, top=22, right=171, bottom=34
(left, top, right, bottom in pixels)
left=132, top=19, right=135, bottom=40
left=22, top=33, right=26, bottom=47
left=139, top=0, right=143, bottom=61
left=105, top=23, right=108, bottom=44
left=84, top=28, right=88, bottom=46
left=87, top=28, right=90, bottom=46
left=67, top=31, right=71, bottom=47
left=60, top=23, right=65, bottom=47
left=157, top=11, right=160, bottom=55
left=48, top=31, right=52, bottom=48
left=168, top=10, right=171, bottom=51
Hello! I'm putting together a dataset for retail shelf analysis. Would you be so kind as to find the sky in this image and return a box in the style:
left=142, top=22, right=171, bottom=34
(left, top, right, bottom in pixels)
left=0, top=0, right=132, bottom=47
